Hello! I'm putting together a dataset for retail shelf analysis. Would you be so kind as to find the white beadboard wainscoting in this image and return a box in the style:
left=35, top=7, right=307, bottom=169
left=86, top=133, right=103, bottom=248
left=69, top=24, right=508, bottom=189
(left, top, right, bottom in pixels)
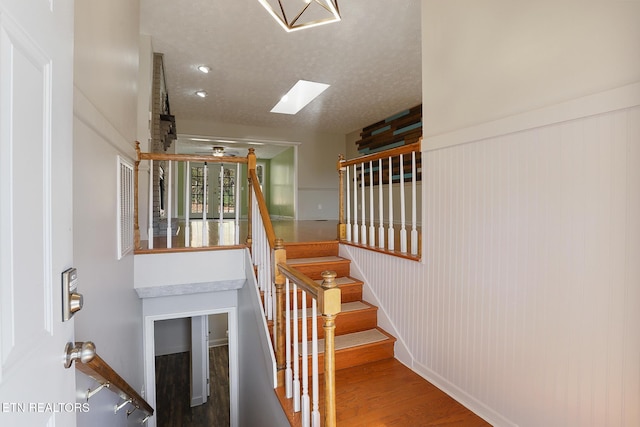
left=343, top=95, right=639, bottom=427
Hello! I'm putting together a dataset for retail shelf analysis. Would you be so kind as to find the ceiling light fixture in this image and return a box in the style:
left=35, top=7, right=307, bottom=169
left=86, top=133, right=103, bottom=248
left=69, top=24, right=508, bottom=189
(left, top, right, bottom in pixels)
left=197, top=65, right=210, bottom=73
left=270, top=80, right=330, bottom=115
left=195, top=90, right=207, bottom=98
left=258, top=0, right=340, bottom=32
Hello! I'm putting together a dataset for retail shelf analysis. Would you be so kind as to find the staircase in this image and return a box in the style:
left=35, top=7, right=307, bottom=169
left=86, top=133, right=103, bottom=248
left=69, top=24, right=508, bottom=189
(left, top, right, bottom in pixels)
left=272, top=240, right=397, bottom=424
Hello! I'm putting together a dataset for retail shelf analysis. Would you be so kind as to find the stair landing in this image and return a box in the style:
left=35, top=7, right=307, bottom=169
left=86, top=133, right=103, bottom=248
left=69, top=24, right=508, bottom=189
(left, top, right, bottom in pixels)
left=276, top=358, right=491, bottom=427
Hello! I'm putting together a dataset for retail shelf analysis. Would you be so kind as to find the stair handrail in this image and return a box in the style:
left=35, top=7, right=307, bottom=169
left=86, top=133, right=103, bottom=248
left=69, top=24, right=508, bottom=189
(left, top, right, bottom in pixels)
left=246, top=149, right=276, bottom=249
left=247, top=151, right=339, bottom=426
left=66, top=341, right=154, bottom=420
left=339, top=140, right=421, bottom=169
left=337, top=139, right=422, bottom=259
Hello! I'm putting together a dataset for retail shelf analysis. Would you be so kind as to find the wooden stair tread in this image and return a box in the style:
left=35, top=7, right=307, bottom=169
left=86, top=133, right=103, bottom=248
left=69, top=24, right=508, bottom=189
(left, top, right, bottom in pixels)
left=284, top=241, right=339, bottom=259
left=313, top=276, right=361, bottom=286
left=286, top=256, right=348, bottom=265
left=290, top=301, right=374, bottom=318
left=299, top=328, right=395, bottom=354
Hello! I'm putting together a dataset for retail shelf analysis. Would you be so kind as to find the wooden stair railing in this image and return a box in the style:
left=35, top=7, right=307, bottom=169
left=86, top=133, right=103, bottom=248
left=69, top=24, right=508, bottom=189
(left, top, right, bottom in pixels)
left=337, top=139, right=422, bottom=261
left=133, top=141, right=250, bottom=251
left=65, top=341, right=153, bottom=422
left=277, top=264, right=341, bottom=427
left=247, top=152, right=339, bottom=427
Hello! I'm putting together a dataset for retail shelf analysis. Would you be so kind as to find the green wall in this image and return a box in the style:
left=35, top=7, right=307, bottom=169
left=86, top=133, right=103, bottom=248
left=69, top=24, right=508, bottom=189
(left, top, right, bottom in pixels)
left=269, top=147, right=295, bottom=218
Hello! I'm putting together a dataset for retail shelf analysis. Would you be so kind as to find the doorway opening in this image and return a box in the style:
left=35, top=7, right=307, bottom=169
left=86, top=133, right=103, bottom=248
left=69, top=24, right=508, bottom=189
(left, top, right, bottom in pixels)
left=144, top=308, right=238, bottom=427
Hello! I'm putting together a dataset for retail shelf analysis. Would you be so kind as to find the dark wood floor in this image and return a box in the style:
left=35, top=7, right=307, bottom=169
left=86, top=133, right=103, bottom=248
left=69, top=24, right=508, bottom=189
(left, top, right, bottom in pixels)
left=155, top=346, right=230, bottom=427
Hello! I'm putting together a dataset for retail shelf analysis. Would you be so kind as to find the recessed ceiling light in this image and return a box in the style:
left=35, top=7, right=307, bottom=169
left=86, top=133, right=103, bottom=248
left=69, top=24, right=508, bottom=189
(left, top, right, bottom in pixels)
left=198, top=65, right=210, bottom=73
left=195, top=91, right=207, bottom=98
left=270, top=80, right=330, bottom=115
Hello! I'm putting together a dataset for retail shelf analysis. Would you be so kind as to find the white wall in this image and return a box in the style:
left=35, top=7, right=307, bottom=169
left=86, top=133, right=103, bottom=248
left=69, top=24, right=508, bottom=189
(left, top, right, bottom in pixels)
left=344, top=3, right=640, bottom=426
left=237, top=254, right=288, bottom=427
left=73, top=1, right=145, bottom=426
left=178, top=119, right=344, bottom=220
left=74, top=0, right=140, bottom=143
left=422, top=1, right=640, bottom=136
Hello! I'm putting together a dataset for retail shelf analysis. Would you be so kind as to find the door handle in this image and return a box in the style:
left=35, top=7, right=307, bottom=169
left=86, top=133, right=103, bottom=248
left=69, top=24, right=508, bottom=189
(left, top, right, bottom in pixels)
left=64, top=341, right=95, bottom=368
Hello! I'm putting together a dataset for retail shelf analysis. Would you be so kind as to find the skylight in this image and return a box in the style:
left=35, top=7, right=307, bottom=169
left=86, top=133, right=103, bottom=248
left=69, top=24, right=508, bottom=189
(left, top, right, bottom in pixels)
left=270, top=80, right=330, bottom=115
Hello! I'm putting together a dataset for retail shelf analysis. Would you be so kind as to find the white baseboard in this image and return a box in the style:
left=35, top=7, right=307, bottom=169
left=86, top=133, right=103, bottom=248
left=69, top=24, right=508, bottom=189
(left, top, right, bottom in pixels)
left=155, top=344, right=190, bottom=357
left=411, top=360, right=518, bottom=427
left=209, top=338, right=229, bottom=348
left=340, top=243, right=517, bottom=427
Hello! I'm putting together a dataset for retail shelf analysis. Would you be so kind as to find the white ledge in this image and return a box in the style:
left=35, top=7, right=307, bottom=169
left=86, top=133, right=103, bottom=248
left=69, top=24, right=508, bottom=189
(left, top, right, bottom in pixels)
left=135, top=279, right=246, bottom=298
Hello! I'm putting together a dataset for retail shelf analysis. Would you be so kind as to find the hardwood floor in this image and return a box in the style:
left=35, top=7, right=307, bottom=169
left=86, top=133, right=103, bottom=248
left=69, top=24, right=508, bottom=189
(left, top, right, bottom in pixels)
left=155, top=346, right=230, bottom=427
left=331, top=359, right=490, bottom=426
left=139, top=219, right=339, bottom=250
left=277, top=358, right=490, bottom=427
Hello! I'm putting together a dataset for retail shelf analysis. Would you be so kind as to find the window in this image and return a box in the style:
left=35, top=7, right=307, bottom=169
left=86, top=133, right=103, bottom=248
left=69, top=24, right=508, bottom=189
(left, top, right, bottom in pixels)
left=191, top=164, right=204, bottom=214
left=117, top=156, right=134, bottom=259
left=222, top=167, right=236, bottom=214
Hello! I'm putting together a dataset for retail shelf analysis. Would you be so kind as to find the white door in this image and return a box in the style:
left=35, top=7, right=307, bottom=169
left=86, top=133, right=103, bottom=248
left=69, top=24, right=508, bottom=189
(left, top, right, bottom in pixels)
left=190, top=163, right=236, bottom=219
left=0, top=0, right=76, bottom=426
left=190, top=316, right=210, bottom=407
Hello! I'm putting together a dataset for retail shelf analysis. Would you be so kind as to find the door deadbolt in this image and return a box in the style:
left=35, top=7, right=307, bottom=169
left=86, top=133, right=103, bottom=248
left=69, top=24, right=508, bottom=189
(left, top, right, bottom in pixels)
left=62, top=267, right=84, bottom=321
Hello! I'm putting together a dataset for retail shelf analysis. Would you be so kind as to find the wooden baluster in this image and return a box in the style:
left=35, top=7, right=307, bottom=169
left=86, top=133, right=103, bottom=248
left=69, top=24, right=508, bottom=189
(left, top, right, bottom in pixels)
left=321, top=271, right=340, bottom=427
left=185, top=161, right=191, bottom=247
left=369, top=160, right=375, bottom=245
left=274, top=239, right=286, bottom=387
left=301, top=290, right=310, bottom=427
left=360, top=162, right=366, bottom=245
left=399, top=154, right=407, bottom=253
left=246, top=166, right=253, bottom=248
left=337, top=154, right=346, bottom=240
left=387, top=156, right=394, bottom=251
left=235, top=162, right=240, bottom=245
left=293, top=282, right=301, bottom=412
left=378, top=158, right=385, bottom=249
left=246, top=148, right=256, bottom=248
left=411, top=151, right=418, bottom=255
left=202, top=162, right=208, bottom=247
left=148, top=159, right=154, bottom=249
left=134, top=142, right=140, bottom=249
left=345, top=162, right=351, bottom=241
left=166, top=160, right=172, bottom=248
left=285, top=277, right=292, bottom=398
left=265, top=230, right=273, bottom=321
left=311, top=298, right=320, bottom=427
left=352, top=164, right=358, bottom=243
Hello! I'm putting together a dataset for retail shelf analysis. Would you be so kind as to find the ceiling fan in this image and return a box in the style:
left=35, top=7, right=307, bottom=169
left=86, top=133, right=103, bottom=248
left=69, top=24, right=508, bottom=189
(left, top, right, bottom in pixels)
left=195, top=145, right=239, bottom=157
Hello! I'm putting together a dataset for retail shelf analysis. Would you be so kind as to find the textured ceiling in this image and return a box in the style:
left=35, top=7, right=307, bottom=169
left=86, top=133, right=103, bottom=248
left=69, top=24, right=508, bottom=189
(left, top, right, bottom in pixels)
left=140, top=0, right=422, bottom=153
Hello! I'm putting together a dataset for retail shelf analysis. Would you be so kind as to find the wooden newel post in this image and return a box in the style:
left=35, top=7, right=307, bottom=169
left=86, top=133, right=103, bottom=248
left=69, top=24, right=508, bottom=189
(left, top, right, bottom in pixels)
left=273, top=238, right=287, bottom=386
left=134, top=141, right=141, bottom=249
left=246, top=148, right=256, bottom=247
left=337, top=154, right=346, bottom=241
left=321, top=270, right=341, bottom=427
